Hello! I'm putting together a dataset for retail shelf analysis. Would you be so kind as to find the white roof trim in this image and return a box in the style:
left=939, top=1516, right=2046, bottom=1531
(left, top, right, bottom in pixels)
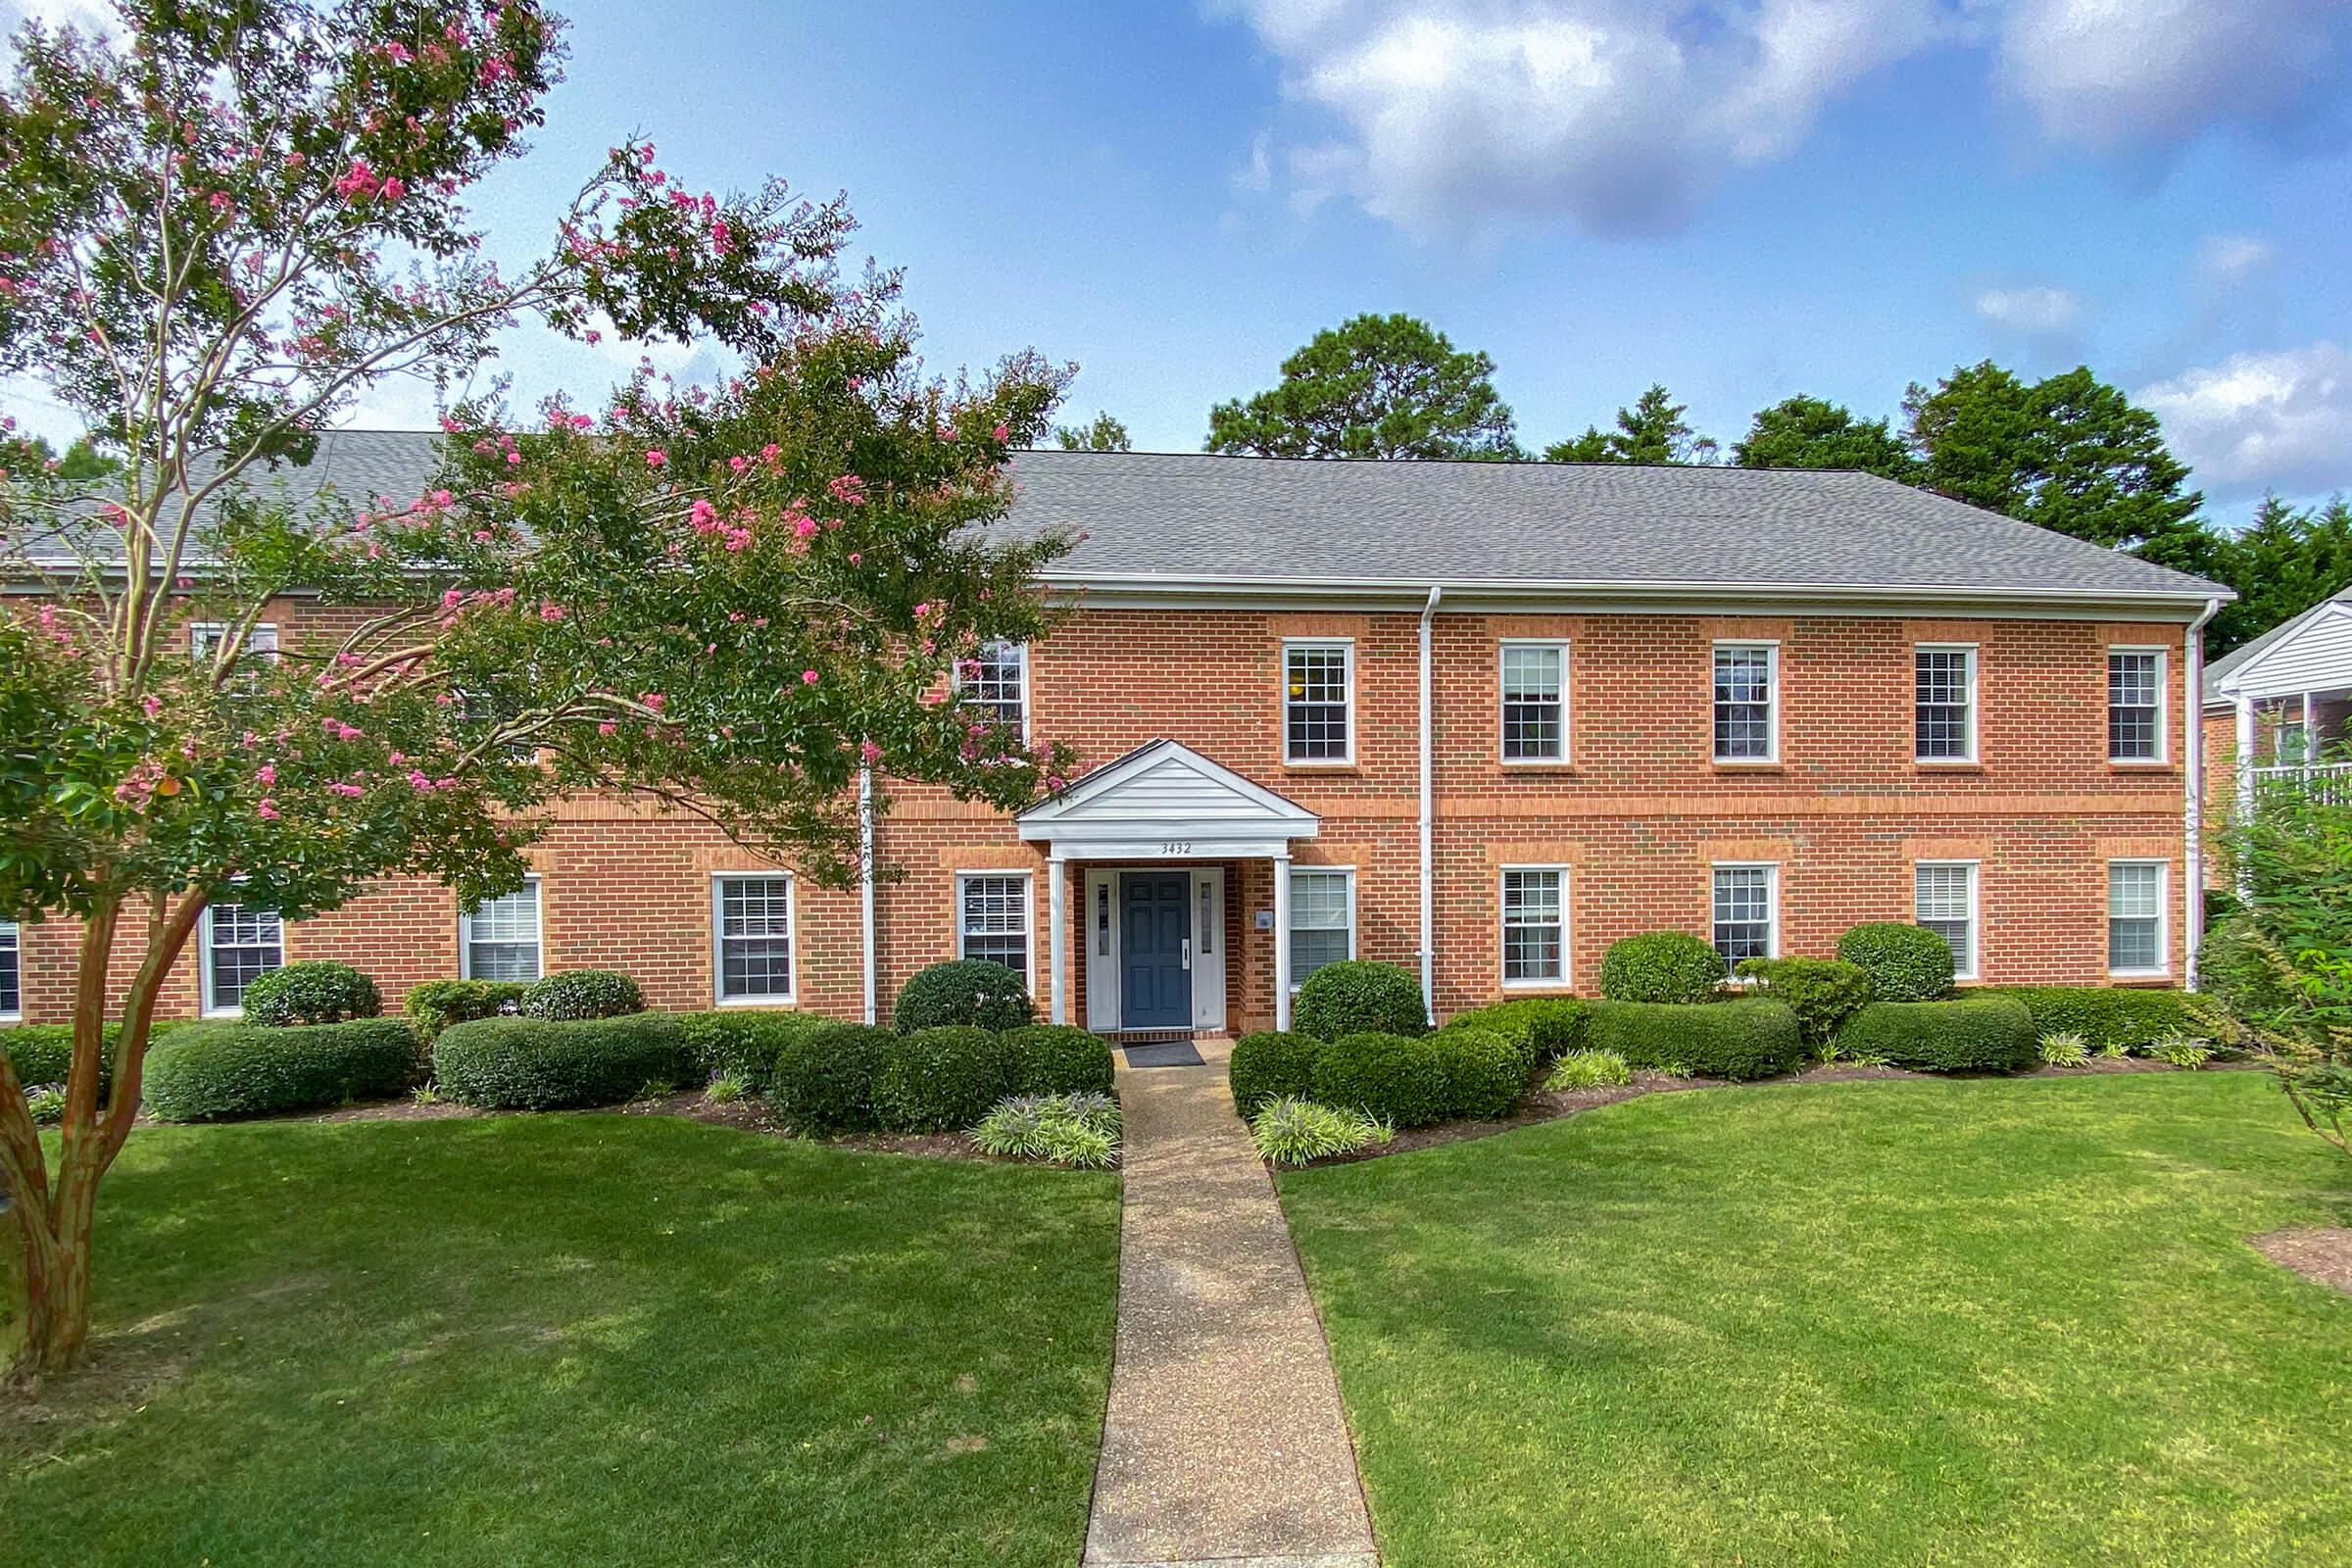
left=2206, top=598, right=2352, bottom=702
left=1017, top=739, right=1319, bottom=857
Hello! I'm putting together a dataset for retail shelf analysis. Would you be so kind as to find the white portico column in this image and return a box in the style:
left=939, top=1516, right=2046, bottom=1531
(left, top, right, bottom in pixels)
left=1272, top=851, right=1292, bottom=1033
left=1049, top=850, right=1069, bottom=1026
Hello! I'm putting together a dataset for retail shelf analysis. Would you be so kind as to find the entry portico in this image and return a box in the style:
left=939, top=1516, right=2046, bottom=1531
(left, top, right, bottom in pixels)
left=1016, top=739, right=1319, bottom=1034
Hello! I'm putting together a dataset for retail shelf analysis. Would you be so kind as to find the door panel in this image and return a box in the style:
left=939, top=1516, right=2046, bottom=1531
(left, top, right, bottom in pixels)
left=1120, top=872, right=1193, bottom=1029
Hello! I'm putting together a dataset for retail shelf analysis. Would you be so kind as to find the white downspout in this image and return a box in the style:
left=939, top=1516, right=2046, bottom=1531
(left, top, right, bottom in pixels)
left=858, top=765, right=878, bottom=1025
left=2182, top=598, right=2220, bottom=991
left=1418, top=584, right=1443, bottom=1025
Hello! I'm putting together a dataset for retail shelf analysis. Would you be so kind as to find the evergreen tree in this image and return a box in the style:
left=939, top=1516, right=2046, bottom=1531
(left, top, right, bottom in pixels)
left=1207, top=314, right=1520, bottom=461
left=1733, top=394, right=1918, bottom=480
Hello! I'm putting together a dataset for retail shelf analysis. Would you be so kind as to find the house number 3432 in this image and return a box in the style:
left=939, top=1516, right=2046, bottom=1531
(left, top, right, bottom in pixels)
left=1157, top=841, right=1193, bottom=856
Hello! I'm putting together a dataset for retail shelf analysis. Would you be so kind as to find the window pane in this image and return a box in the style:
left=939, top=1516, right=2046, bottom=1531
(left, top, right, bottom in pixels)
left=1501, top=869, right=1565, bottom=983
left=1914, top=864, right=1974, bottom=972
left=1286, top=644, right=1350, bottom=760
left=718, top=876, right=794, bottom=999
left=961, top=641, right=1026, bottom=729
left=1915, top=649, right=1972, bottom=760
left=208, top=903, right=283, bottom=1010
left=1713, top=646, right=1774, bottom=760
left=959, top=875, right=1029, bottom=977
left=0, top=920, right=19, bottom=1017
left=2108, top=652, right=2160, bottom=760
left=1500, top=645, right=1565, bottom=760
left=466, top=886, right=540, bottom=981
left=1289, top=870, right=1352, bottom=983
left=2109, top=863, right=2163, bottom=971
left=1711, top=867, right=1773, bottom=967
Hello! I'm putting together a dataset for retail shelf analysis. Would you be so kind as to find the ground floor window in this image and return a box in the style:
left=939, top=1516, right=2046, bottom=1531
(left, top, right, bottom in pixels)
left=204, top=903, right=283, bottom=1014
left=0, top=920, right=18, bottom=1019
left=462, top=879, right=542, bottom=981
left=2108, top=861, right=2167, bottom=976
left=714, top=874, right=794, bottom=1002
left=1500, top=867, right=1568, bottom=984
left=1914, top=861, right=1980, bottom=980
left=1288, top=868, right=1353, bottom=985
left=957, top=873, right=1032, bottom=985
left=1711, top=864, right=1777, bottom=969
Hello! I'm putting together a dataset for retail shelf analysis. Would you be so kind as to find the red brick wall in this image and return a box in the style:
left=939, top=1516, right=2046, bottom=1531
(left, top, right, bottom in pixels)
left=6, top=601, right=2199, bottom=1029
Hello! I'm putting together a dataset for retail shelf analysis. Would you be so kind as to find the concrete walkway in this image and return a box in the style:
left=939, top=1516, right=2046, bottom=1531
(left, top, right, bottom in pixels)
left=1085, top=1036, right=1379, bottom=1568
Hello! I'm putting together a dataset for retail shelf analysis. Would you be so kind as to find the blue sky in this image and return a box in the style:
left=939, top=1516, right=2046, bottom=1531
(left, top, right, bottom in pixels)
left=10, top=0, right=2352, bottom=521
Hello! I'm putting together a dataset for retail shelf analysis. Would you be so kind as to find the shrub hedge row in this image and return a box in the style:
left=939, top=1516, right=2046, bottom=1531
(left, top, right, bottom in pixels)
left=1235, top=1025, right=1537, bottom=1128
left=404, top=979, right=528, bottom=1041
left=1989, top=986, right=2238, bottom=1054
left=771, top=1021, right=1113, bottom=1133
left=1735, top=956, right=1873, bottom=1051
left=145, top=1019, right=420, bottom=1121
left=1443, top=998, right=1590, bottom=1071
left=1229, top=1030, right=1323, bottom=1114
left=1583, top=998, right=1806, bottom=1081
left=1835, top=996, right=2037, bottom=1072
left=433, top=1013, right=689, bottom=1109
left=675, top=1008, right=833, bottom=1092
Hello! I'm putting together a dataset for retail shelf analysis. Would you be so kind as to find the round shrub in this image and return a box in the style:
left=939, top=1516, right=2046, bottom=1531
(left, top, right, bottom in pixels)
left=1836, top=922, right=1955, bottom=1002
left=1599, top=932, right=1726, bottom=1004
left=676, top=1008, right=826, bottom=1093
left=518, top=968, right=644, bottom=1022
left=1446, top=997, right=1591, bottom=1071
left=404, top=979, right=528, bottom=1041
left=771, top=1022, right=897, bottom=1130
left=240, top=961, right=381, bottom=1027
left=1001, top=1024, right=1117, bottom=1098
left=1229, top=1031, right=1323, bottom=1114
left=1735, top=956, right=1873, bottom=1052
left=1431, top=1026, right=1525, bottom=1120
left=876, top=1026, right=1020, bottom=1132
left=893, top=959, right=1037, bottom=1034
left=433, top=1013, right=688, bottom=1109
left=1833, top=996, right=2035, bottom=1072
left=1585, top=998, right=1805, bottom=1081
left=145, top=1019, right=420, bottom=1121
left=1293, top=961, right=1428, bottom=1042
left=1311, top=1031, right=1451, bottom=1128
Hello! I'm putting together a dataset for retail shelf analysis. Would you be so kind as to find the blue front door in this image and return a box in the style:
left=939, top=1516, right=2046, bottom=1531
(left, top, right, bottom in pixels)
left=1120, top=872, right=1193, bottom=1029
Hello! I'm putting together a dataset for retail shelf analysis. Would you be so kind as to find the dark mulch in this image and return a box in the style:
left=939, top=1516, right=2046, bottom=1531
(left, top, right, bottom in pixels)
left=2250, top=1227, right=2352, bottom=1297
left=305, top=1089, right=996, bottom=1160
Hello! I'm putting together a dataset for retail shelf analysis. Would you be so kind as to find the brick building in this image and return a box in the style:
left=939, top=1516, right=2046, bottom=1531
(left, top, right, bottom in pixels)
left=0, top=439, right=2234, bottom=1035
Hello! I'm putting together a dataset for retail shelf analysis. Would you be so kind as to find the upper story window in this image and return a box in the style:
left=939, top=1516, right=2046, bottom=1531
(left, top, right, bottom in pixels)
left=1284, top=640, right=1352, bottom=764
left=1288, top=868, right=1354, bottom=987
left=0, top=920, right=19, bottom=1020
left=462, top=879, right=542, bottom=981
left=1711, top=864, right=1778, bottom=969
left=2108, top=860, right=2168, bottom=976
left=1712, top=643, right=1777, bottom=762
left=1914, top=646, right=1977, bottom=762
left=1499, top=642, right=1569, bottom=762
left=1500, top=867, right=1569, bottom=985
left=1914, top=861, right=1980, bottom=981
left=2107, top=649, right=2165, bottom=761
left=957, top=872, right=1032, bottom=985
left=957, top=641, right=1028, bottom=738
left=713, top=874, right=794, bottom=1004
left=202, top=902, right=283, bottom=1014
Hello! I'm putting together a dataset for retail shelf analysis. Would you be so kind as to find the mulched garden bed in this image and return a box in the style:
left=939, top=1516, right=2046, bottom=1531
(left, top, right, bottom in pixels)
left=304, top=1088, right=1003, bottom=1160
left=2250, top=1227, right=2352, bottom=1297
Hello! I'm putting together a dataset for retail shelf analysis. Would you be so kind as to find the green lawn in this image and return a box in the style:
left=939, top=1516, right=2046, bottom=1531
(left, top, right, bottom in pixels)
left=4, top=1115, right=1119, bottom=1567
left=1280, top=1072, right=2352, bottom=1567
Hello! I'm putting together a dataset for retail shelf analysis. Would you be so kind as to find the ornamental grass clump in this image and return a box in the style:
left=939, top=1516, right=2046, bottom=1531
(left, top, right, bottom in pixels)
left=2037, top=1030, right=2091, bottom=1067
left=2151, top=1032, right=2212, bottom=1069
left=969, top=1092, right=1122, bottom=1168
left=1546, top=1048, right=1633, bottom=1091
left=1249, top=1097, right=1394, bottom=1168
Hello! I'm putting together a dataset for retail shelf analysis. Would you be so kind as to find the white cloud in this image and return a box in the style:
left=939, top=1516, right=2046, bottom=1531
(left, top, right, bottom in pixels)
left=1232, top=131, right=1274, bottom=194
left=1995, top=0, right=2352, bottom=153
left=1974, top=284, right=2082, bottom=334
left=2198, top=233, right=2277, bottom=291
left=2138, top=342, right=2352, bottom=494
left=0, top=0, right=115, bottom=38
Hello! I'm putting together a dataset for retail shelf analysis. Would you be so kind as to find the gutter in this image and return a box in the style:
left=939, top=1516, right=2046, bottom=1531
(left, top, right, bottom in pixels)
left=858, top=766, right=878, bottom=1025
left=2182, top=597, right=2221, bottom=991
left=1419, top=584, right=1443, bottom=1026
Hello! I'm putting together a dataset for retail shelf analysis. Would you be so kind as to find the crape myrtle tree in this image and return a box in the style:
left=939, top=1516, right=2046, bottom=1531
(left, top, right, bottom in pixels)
left=0, top=0, right=1074, bottom=1383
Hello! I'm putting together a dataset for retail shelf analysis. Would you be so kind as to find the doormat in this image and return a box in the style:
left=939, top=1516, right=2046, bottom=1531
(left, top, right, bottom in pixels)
left=1123, top=1041, right=1205, bottom=1068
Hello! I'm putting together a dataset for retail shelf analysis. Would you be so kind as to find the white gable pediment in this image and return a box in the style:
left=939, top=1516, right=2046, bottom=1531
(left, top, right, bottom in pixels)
left=2219, top=601, right=2352, bottom=700
left=1018, top=740, right=1317, bottom=857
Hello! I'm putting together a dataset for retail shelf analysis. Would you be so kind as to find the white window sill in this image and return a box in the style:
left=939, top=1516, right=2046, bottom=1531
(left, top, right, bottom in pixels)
left=2107, top=969, right=2171, bottom=982
left=202, top=1006, right=244, bottom=1020
left=714, top=994, right=800, bottom=1009
left=1500, top=978, right=1574, bottom=992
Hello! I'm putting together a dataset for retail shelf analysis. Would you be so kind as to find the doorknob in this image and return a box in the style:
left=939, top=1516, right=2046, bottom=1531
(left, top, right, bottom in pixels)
left=1181, top=939, right=1193, bottom=970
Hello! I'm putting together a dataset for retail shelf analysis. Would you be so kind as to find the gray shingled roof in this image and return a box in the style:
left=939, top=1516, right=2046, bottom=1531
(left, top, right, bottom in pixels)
left=26, top=430, right=2230, bottom=604
left=2204, top=580, right=2352, bottom=697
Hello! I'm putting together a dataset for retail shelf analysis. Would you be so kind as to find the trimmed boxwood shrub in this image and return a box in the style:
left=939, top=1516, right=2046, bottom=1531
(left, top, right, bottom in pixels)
left=1002, top=1024, right=1117, bottom=1097
left=1837, top=922, right=1955, bottom=1002
left=1431, top=1026, right=1525, bottom=1120
left=4, top=1023, right=118, bottom=1097
left=893, top=959, right=1037, bottom=1033
left=240, top=961, right=381, bottom=1027
left=145, top=1019, right=420, bottom=1121
left=1585, top=998, right=1805, bottom=1082
left=676, top=1008, right=828, bottom=1092
left=1444, top=998, right=1590, bottom=1071
left=433, top=1013, right=689, bottom=1109
left=404, top=979, right=527, bottom=1041
left=1835, top=996, right=2036, bottom=1072
left=876, top=1025, right=1020, bottom=1132
left=1599, top=932, right=1725, bottom=1004
left=518, top=968, right=644, bottom=1022
left=1311, top=1031, right=1451, bottom=1128
left=1989, top=985, right=2240, bottom=1054
left=771, top=1022, right=897, bottom=1130
left=1736, top=956, right=1873, bottom=1051
left=1229, top=1030, right=1322, bottom=1114
left=1294, top=961, right=1429, bottom=1042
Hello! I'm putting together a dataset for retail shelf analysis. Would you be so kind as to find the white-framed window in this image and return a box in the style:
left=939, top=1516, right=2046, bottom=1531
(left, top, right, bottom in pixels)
left=957, top=872, right=1033, bottom=990
left=2107, top=860, right=2169, bottom=977
left=201, top=902, right=283, bottom=1015
left=1712, top=642, right=1778, bottom=762
left=956, top=641, right=1029, bottom=739
left=712, top=874, right=795, bottom=1004
left=190, top=621, right=279, bottom=694
left=1711, top=864, right=1779, bottom=969
left=1499, top=641, right=1570, bottom=762
left=1914, top=861, right=1981, bottom=981
left=0, top=919, right=20, bottom=1021
left=1288, top=868, right=1355, bottom=987
left=2107, top=649, right=2166, bottom=761
left=461, top=878, right=542, bottom=981
left=1914, top=645, right=1977, bottom=762
left=1284, top=640, right=1353, bottom=764
left=1499, top=866, right=1570, bottom=986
